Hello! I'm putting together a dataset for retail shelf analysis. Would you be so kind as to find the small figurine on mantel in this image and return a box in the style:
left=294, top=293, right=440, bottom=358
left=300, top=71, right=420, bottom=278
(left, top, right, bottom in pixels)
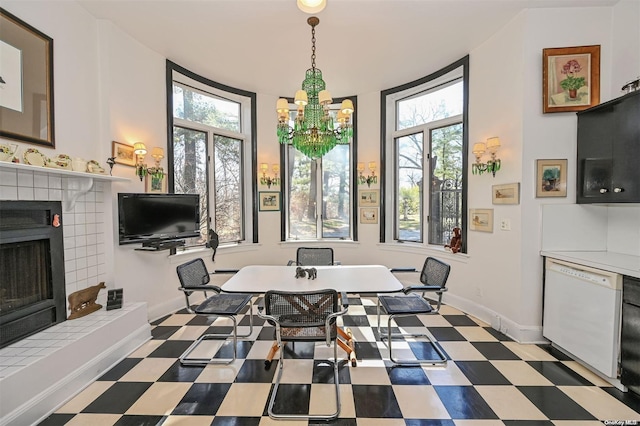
left=445, top=227, right=462, bottom=254
left=67, top=282, right=106, bottom=319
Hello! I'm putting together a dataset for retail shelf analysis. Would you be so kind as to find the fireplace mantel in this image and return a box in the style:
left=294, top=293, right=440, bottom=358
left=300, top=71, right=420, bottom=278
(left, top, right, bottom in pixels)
left=0, top=161, right=129, bottom=210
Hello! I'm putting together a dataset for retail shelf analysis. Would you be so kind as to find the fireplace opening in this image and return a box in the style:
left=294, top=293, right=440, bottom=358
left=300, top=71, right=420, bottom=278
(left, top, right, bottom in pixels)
left=0, top=201, right=66, bottom=348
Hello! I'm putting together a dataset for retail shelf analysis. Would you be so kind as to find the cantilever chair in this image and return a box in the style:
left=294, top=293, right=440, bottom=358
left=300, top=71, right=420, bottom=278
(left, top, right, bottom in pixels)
left=176, top=258, right=253, bottom=366
left=378, top=256, right=451, bottom=365
left=258, top=289, right=348, bottom=421
left=287, top=247, right=339, bottom=266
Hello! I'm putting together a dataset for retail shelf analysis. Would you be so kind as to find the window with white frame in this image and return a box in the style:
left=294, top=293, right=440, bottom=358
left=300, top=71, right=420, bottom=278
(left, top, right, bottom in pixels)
left=167, top=62, right=256, bottom=246
left=283, top=100, right=357, bottom=241
left=382, top=57, right=468, bottom=250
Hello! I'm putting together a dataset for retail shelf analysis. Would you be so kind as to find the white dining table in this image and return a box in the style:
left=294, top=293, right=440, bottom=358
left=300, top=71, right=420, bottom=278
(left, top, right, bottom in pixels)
left=222, top=264, right=403, bottom=294
left=221, top=264, right=403, bottom=366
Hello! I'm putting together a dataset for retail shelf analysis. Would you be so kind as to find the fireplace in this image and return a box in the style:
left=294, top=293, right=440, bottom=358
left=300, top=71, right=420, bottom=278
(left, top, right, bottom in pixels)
left=0, top=201, right=66, bottom=348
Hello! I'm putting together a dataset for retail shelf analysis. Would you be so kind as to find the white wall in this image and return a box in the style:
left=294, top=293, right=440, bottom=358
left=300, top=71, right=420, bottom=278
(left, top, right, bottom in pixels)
left=2, top=1, right=637, bottom=336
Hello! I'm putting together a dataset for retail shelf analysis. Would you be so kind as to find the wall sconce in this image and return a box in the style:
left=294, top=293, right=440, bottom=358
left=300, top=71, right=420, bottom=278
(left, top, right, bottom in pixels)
left=133, top=142, right=147, bottom=181
left=260, top=163, right=280, bottom=188
left=357, top=161, right=377, bottom=187
left=472, top=137, right=501, bottom=177
left=133, top=143, right=165, bottom=181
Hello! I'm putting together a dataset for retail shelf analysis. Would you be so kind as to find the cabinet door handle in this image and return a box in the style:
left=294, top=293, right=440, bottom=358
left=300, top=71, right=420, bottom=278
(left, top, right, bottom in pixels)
left=599, top=188, right=609, bottom=194
left=614, top=187, right=624, bottom=193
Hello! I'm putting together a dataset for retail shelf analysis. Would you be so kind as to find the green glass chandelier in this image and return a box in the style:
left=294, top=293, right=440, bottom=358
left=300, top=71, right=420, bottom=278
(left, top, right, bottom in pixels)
left=276, top=17, right=354, bottom=159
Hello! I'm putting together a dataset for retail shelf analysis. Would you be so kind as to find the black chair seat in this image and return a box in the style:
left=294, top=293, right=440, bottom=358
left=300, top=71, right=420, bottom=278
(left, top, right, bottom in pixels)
left=378, top=294, right=433, bottom=315
left=195, top=293, right=253, bottom=316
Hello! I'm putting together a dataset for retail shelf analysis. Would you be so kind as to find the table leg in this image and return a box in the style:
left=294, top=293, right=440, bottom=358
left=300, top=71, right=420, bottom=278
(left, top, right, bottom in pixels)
left=264, top=341, right=284, bottom=368
left=338, top=327, right=357, bottom=366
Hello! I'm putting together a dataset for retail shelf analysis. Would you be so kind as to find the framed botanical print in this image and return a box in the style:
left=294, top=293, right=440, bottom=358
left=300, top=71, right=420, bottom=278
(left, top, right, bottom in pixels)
left=0, top=8, right=55, bottom=147
left=536, top=159, right=568, bottom=198
left=259, top=191, right=280, bottom=212
left=543, top=45, right=600, bottom=113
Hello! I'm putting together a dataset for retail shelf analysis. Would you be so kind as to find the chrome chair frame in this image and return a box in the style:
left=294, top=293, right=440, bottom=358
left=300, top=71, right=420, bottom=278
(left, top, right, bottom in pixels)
left=258, top=289, right=348, bottom=421
left=378, top=257, right=451, bottom=366
left=176, top=258, right=253, bottom=366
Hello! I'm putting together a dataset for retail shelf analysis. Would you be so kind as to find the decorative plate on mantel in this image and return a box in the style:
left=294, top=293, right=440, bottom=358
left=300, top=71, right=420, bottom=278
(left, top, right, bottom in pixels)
left=23, top=148, right=48, bottom=167
left=45, top=154, right=72, bottom=170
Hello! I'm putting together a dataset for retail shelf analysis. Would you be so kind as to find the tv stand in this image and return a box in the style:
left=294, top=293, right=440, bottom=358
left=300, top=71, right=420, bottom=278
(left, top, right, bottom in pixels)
left=135, top=239, right=185, bottom=251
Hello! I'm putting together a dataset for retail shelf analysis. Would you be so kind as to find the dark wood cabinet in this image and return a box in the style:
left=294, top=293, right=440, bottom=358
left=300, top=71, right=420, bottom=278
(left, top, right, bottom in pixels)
left=577, top=91, right=640, bottom=203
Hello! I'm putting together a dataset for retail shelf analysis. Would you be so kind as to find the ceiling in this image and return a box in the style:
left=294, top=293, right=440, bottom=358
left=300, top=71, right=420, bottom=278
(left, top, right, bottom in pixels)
left=77, top=0, right=617, bottom=97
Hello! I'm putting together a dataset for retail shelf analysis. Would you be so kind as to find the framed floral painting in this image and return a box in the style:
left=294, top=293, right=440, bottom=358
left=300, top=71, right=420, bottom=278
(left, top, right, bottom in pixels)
left=543, top=45, right=600, bottom=113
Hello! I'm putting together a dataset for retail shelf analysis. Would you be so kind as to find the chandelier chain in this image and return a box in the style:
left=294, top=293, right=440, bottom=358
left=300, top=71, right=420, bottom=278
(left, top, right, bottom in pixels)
left=310, top=24, right=316, bottom=70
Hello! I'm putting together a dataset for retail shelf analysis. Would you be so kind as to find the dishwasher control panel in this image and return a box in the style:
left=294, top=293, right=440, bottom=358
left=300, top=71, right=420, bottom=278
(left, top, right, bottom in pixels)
left=547, top=258, right=622, bottom=289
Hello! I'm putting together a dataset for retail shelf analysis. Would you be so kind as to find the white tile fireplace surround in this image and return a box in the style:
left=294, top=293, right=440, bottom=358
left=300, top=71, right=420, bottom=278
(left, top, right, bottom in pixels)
left=0, top=163, right=150, bottom=425
left=0, top=165, right=111, bottom=302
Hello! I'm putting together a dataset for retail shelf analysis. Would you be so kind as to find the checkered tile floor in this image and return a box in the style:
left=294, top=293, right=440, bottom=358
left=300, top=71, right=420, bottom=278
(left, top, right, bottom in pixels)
left=40, top=296, right=640, bottom=425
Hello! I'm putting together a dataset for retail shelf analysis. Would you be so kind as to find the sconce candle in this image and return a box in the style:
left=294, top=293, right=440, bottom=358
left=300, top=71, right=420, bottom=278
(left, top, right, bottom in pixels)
left=133, top=142, right=148, bottom=181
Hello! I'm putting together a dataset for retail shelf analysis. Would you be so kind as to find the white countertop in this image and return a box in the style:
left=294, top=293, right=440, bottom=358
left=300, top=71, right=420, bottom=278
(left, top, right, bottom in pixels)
left=540, top=250, right=640, bottom=278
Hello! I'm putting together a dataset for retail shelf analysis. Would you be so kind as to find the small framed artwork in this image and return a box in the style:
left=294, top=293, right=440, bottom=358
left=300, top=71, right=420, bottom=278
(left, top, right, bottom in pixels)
left=111, top=141, right=136, bottom=166
left=259, top=191, right=281, bottom=212
left=359, top=189, right=379, bottom=207
left=542, top=45, right=600, bottom=113
left=145, top=173, right=166, bottom=193
left=0, top=9, right=55, bottom=147
left=492, top=183, right=520, bottom=205
left=469, top=208, right=493, bottom=233
left=536, top=159, right=568, bottom=198
left=360, top=208, right=378, bottom=224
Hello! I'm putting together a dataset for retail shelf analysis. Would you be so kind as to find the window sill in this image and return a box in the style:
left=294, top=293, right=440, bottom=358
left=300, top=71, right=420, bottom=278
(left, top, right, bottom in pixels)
left=169, top=242, right=260, bottom=264
left=378, top=241, right=469, bottom=262
left=278, top=240, right=360, bottom=246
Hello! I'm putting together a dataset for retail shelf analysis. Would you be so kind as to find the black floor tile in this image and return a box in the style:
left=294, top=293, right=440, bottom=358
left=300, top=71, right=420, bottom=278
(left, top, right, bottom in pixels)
left=455, top=361, right=511, bottom=385
left=346, top=297, right=362, bottom=305
left=434, top=385, right=499, bottom=419
left=257, top=326, right=276, bottom=340
left=213, top=340, right=253, bottom=360
left=309, top=419, right=357, bottom=426
left=82, top=382, right=152, bottom=414
left=150, top=314, right=171, bottom=325
left=526, top=361, right=594, bottom=385
left=212, top=416, right=261, bottom=426
left=269, top=383, right=311, bottom=416
left=98, top=358, right=142, bottom=381
left=537, top=344, right=573, bottom=361
left=352, top=384, right=403, bottom=418
left=442, top=315, right=478, bottom=326
left=114, top=415, right=165, bottom=426
left=186, top=315, right=217, bottom=326
left=342, top=315, right=370, bottom=327
left=427, top=327, right=466, bottom=341
left=352, top=341, right=382, bottom=360
left=518, top=385, right=596, bottom=420
left=171, top=383, right=231, bottom=415
left=393, top=315, right=425, bottom=327
left=282, top=341, right=315, bottom=359
left=502, top=421, right=554, bottom=426
left=238, top=314, right=263, bottom=327
left=408, top=341, right=450, bottom=362
left=471, top=342, right=520, bottom=360
left=157, top=360, right=204, bottom=382
left=235, top=359, right=278, bottom=383
left=602, top=386, right=640, bottom=413
left=386, top=365, right=431, bottom=385
left=37, top=413, right=76, bottom=426
left=483, top=327, right=513, bottom=341
left=311, top=359, right=351, bottom=384
left=150, top=325, right=181, bottom=340
left=147, top=340, right=193, bottom=358
left=405, top=420, right=456, bottom=426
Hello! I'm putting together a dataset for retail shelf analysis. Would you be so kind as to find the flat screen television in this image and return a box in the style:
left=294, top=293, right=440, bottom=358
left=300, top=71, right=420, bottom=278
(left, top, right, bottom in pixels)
left=118, top=193, right=200, bottom=247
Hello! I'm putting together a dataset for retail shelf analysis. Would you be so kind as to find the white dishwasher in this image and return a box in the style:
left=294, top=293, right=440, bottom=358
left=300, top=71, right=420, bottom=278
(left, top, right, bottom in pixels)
left=543, top=257, right=623, bottom=378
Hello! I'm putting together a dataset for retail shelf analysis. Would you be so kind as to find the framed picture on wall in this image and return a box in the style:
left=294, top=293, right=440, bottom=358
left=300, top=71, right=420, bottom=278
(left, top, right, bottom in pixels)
left=259, top=191, right=280, bottom=212
left=469, top=208, right=493, bottom=232
left=542, top=45, right=600, bottom=113
left=536, top=159, right=568, bottom=197
left=145, top=173, right=166, bottom=193
left=492, top=183, right=520, bottom=205
left=111, top=141, right=136, bottom=167
left=359, top=190, right=379, bottom=207
left=0, top=9, right=55, bottom=147
left=360, top=208, right=378, bottom=224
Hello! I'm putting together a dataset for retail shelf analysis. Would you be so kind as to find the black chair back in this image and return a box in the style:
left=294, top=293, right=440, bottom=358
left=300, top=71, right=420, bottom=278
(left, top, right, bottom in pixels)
left=420, top=257, right=451, bottom=288
left=176, top=258, right=210, bottom=288
left=296, top=247, right=334, bottom=266
left=263, top=289, right=339, bottom=339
